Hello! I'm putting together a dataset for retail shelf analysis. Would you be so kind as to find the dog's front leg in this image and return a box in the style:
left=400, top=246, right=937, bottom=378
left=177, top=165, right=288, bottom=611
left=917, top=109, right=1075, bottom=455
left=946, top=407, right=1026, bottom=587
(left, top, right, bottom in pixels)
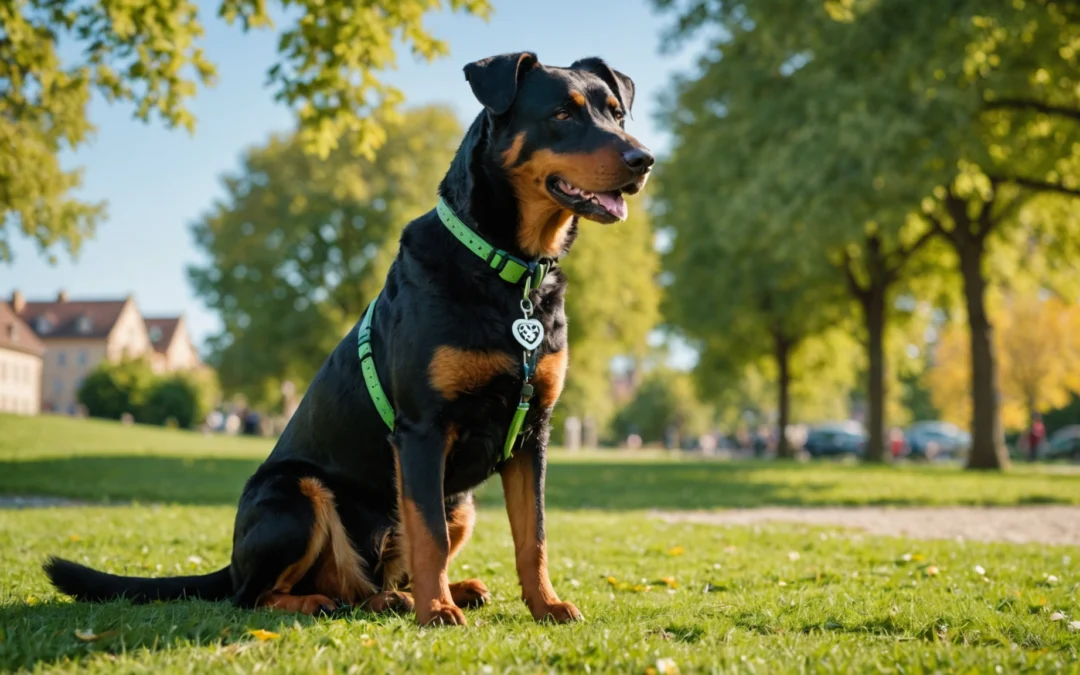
left=395, top=423, right=464, bottom=626
left=499, top=431, right=582, bottom=623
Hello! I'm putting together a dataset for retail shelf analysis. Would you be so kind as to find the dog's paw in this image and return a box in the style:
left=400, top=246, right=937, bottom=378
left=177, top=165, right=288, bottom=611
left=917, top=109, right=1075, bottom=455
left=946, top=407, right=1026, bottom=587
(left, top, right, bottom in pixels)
left=449, top=579, right=491, bottom=609
left=417, top=600, right=467, bottom=627
left=532, top=600, right=583, bottom=624
left=364, top=590, right=415, bottom=614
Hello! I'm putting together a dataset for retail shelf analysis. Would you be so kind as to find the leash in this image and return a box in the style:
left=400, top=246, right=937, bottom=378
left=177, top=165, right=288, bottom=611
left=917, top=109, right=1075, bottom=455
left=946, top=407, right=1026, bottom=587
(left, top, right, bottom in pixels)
left=357, top=199, right=555, bottom=460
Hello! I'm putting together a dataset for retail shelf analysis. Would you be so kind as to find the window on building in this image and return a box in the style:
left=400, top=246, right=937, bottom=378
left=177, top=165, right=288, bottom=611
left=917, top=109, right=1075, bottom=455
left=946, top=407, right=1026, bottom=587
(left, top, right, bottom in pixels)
left=77, top=350, right=88, bottom=367
left=36, top=317, right=52, bottom=334
left=76, top=316, right=93, bottom=334
left=149, top=326, right=163, bottom=343
left=53, top=378, right=63, bottom=394
left=57, top=352, right=67, bottom=366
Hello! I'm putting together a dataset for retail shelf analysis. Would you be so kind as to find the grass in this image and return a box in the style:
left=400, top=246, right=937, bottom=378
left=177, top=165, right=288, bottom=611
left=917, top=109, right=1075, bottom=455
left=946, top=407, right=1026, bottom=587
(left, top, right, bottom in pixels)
left=2, top=414, right=1080, bottom=508
left=0, top=414, right=1079, bottom=672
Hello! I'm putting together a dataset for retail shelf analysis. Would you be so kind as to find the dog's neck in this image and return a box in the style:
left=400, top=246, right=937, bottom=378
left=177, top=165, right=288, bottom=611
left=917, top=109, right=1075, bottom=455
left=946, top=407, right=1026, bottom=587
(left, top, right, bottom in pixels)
left=438, top=113, right=577, bottom=261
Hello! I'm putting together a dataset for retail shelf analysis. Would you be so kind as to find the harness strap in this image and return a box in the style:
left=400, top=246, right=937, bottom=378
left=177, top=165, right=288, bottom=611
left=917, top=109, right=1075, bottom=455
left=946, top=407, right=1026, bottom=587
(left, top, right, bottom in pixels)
left=357, top=293, right=395, bottom=430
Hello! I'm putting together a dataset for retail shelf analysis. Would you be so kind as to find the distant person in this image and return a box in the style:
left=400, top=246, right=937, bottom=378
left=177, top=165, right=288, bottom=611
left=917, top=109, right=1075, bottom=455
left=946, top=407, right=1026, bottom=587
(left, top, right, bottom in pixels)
left=1027, top=414, right=1046, bottom=462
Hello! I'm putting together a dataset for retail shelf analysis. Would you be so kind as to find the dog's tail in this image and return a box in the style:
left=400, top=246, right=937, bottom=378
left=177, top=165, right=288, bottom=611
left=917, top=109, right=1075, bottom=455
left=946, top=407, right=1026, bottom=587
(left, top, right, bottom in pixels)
left=43, top=556, right=234, bottom=603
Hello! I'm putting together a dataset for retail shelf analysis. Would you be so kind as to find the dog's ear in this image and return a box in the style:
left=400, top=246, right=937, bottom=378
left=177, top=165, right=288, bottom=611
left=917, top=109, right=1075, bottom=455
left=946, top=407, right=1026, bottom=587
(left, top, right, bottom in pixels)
left=464, top=52, right=538, bottom=115
left=570, top=57, right=635, bottom=114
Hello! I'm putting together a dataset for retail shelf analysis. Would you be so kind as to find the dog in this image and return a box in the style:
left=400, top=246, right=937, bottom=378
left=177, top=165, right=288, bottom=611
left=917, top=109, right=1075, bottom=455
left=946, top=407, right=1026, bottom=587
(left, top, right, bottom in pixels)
left=44, top=51, right=653, bottom=627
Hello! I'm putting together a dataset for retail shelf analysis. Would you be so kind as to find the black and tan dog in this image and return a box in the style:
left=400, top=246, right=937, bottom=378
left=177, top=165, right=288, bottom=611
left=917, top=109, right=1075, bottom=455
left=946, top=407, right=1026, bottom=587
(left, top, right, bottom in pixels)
left=44, top=52, right=653, bottom=627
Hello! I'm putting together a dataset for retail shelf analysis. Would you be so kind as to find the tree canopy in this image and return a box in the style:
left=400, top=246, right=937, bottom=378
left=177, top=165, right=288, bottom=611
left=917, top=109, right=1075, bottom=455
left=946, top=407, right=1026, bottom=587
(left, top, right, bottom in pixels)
left=0, top=0, right=490, bottom=261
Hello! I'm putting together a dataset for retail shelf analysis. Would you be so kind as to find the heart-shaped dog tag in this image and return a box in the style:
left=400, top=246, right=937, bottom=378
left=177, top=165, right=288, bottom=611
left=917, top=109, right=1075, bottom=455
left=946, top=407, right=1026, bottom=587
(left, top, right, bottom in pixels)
left=512, top=319, right=545, bottom=351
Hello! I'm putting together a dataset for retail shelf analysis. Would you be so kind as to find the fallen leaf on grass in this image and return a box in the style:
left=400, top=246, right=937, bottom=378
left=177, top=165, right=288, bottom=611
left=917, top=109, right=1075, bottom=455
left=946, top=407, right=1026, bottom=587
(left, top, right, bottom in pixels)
left=667, top=547, right=685, bottom=557
left=362, top=639, right=376, bottom=648
left=68, top=535, right=81, bottom=543
left=658, top=577, right=679, bottom=589
left=75, top=629, right=118, bottom=642
left=1068, top=621, right=1080, bottom=632
left=247, top=629, right=281, bottom=642
left=1049, top=612, right=1066, bottom=622
left=974, top=565, right=986, bottom=576
left=925, top=566, right=939, bottom=577
left=787, top=552, right=800, bottom=562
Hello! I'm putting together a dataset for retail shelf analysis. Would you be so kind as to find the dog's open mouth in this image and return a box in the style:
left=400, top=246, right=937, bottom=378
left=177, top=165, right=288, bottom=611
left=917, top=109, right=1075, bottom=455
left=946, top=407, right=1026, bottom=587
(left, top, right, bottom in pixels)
left=547, top=176, right=629, bottom=223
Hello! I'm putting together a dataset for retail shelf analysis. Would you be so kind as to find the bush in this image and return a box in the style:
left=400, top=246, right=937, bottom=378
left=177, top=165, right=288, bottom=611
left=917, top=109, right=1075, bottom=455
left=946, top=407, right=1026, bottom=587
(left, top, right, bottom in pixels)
left=78, top=360, right=219, bottom=429
left=77, top=357, right=157, bottom=420
left=611, top=369, right=713, bottom=447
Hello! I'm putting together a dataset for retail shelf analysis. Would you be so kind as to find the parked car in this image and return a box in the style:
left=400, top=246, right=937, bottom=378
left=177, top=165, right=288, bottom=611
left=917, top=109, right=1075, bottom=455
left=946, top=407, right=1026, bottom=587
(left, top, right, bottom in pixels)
left=904, top=421, right=970, bottom=460
left=1040, top=425, right=1080, bottom=462
left=804, top=422, right=867, bottom=458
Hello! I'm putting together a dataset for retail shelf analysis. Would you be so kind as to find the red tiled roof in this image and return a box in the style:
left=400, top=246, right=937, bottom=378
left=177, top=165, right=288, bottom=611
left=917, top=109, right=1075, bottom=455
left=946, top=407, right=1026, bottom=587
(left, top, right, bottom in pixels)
left=0, top=302, right=45, bottom=356
left=144, top=316, right=181, bottom=354
left=17, top=298, right=129, bottom=339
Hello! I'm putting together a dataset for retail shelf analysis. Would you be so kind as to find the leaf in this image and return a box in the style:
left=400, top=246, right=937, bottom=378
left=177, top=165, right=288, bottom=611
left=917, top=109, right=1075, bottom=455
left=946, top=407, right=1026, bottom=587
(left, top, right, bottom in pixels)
left=247, top=629, right=281, bottom=642
left=74, top=629, right=117, bottom=642
left=666, top=546, right=685, bottom=557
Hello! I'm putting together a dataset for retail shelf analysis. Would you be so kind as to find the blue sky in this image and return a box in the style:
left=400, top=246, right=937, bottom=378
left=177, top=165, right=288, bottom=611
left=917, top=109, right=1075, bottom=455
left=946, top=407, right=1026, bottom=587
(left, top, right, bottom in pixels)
left=5, top=1, right=706, bottom=346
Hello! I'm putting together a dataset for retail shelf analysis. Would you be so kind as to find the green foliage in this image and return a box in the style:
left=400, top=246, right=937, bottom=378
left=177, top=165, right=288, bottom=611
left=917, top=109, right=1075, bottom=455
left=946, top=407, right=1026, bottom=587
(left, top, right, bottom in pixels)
left=189, top=106, right=462, bottom=406
left=142, top=370, right=220, bottom=429
left=77, top=358, right=157, bottom=421
left=77, top=358, right=217, bottom=428
left=0, top=0, right=490, bottom=261
left=611, top=369, right=711, bottom=445
left=558, top=203, right=662, bottom=427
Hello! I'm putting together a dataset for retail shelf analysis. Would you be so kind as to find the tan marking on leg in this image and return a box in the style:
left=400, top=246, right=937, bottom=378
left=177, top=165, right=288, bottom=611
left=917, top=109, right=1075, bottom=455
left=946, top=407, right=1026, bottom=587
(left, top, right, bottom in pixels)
left=447, top=495, right=476, bottom=561
left=500, top=453, right=581, bottom=623
left=298, top=477, right=378, bottom=604
left=400, top=497, right=464, bottom=626
left=429, top=347, right=516, bottom=401
left=534, top=349, right=568, bottom=409
left=259, top=591, right=336, bottom=615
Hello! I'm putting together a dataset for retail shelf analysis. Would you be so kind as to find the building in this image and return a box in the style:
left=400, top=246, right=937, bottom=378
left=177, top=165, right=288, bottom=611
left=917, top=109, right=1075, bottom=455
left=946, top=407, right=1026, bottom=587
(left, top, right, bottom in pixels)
left=145, top=315, right=201, bottom=373
left=0, top=300, right=45, bottom=415
left=11, top=290, right=152, bottom=414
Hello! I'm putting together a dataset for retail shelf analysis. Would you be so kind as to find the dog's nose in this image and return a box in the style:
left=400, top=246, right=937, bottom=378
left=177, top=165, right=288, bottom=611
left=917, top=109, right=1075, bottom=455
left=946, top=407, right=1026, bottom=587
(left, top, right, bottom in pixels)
left=622, top=148, right=654, bottom=174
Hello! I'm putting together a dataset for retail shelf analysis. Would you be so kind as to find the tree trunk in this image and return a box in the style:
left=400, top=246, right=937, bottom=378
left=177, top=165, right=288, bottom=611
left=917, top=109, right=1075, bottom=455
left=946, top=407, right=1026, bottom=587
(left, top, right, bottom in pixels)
left=864, top=287, right=888, bottom=463
left=775, top=333, right=794, bottom=459
left=959, top=242, right=1010, bottom=470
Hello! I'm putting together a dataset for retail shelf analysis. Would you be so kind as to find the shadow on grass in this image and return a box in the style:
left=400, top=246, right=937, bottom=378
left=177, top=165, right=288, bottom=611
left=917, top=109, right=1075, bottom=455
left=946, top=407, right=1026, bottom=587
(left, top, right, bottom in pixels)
left=2, top=455, right=1078, bottom=508
left=0, top=598, right=398, bottom=671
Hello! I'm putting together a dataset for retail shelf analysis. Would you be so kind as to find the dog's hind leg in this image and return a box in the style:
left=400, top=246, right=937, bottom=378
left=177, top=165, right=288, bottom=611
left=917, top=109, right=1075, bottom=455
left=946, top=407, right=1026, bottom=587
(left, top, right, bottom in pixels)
left=232, top=473, right=376, bottom=615
left=446, top=494, right=490, bottom=609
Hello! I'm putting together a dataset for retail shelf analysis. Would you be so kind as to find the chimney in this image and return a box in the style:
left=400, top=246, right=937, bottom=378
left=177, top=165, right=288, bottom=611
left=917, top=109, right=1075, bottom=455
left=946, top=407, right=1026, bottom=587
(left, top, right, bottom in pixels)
left=11, top=290, right=25, bottom=314
left=57, top=289, right=70, bottom=303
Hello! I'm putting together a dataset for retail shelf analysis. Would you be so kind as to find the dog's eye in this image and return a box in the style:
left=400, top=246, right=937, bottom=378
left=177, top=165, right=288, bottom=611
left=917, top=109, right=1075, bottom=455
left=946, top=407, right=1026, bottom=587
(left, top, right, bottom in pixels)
left=612, top=107, right=625, bottom=121
left=553, top=108, right=571, bottom=121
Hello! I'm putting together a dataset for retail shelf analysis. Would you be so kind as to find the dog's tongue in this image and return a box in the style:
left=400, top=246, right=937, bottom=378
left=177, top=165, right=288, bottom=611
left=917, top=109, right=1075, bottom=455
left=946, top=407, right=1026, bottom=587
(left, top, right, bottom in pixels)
left=594, top=192, right=628, bottom=221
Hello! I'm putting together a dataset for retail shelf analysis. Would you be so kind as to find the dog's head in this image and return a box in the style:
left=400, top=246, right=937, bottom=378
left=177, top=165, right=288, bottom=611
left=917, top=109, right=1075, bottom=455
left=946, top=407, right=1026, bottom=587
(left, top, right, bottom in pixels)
left=460, top=52, right=653, bottom=258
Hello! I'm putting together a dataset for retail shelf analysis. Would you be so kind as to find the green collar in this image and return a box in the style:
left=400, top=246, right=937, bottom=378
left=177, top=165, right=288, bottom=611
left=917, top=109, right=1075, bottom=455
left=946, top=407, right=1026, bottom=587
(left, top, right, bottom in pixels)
left=436, top=198, right=552, bottom=288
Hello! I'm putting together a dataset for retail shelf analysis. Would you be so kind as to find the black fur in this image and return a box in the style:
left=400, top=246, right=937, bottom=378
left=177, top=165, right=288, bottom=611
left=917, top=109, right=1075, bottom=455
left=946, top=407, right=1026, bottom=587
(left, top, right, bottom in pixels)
left=43, top=53, right=652, bottom=622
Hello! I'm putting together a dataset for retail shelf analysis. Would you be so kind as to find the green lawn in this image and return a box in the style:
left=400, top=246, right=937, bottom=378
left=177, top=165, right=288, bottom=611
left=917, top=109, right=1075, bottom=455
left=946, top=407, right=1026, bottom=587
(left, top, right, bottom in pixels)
left=1, top=414, right=1079, bottom=673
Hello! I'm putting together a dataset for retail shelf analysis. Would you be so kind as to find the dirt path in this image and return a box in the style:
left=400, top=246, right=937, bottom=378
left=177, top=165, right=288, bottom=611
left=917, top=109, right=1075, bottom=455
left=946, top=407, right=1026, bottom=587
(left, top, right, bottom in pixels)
left=658, top=506, right=1080, bottom=546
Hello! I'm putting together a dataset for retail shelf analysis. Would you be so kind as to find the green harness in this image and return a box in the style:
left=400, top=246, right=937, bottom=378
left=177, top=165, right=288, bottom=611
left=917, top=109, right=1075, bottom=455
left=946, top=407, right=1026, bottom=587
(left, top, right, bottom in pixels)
left=357, top=199, right=553, bottom=460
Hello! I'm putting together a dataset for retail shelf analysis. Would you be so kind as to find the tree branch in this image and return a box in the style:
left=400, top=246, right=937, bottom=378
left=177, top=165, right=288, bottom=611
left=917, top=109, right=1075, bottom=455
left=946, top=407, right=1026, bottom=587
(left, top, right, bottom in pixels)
left=839, top=250, right=870, bottom=304
left=983, top=98, right=1080, bottom=123
left=987, top=174, right=1080, bottom=199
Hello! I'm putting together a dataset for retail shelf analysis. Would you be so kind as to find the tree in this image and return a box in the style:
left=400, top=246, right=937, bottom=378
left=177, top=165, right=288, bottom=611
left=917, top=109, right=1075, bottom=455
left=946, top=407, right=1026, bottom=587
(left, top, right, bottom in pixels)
left=558, top=202, right=661, bottom=429
left=0, top=0, right=490, bottom=262
left=190, top=107, right=662, bottom=418
left=654, top=0, right=1080, bottom=470
left=78, top=357, right=157, bottom=420
left=926, top=292, right=1080, bottom=433
left=189, top=106, right=463, bottom=406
